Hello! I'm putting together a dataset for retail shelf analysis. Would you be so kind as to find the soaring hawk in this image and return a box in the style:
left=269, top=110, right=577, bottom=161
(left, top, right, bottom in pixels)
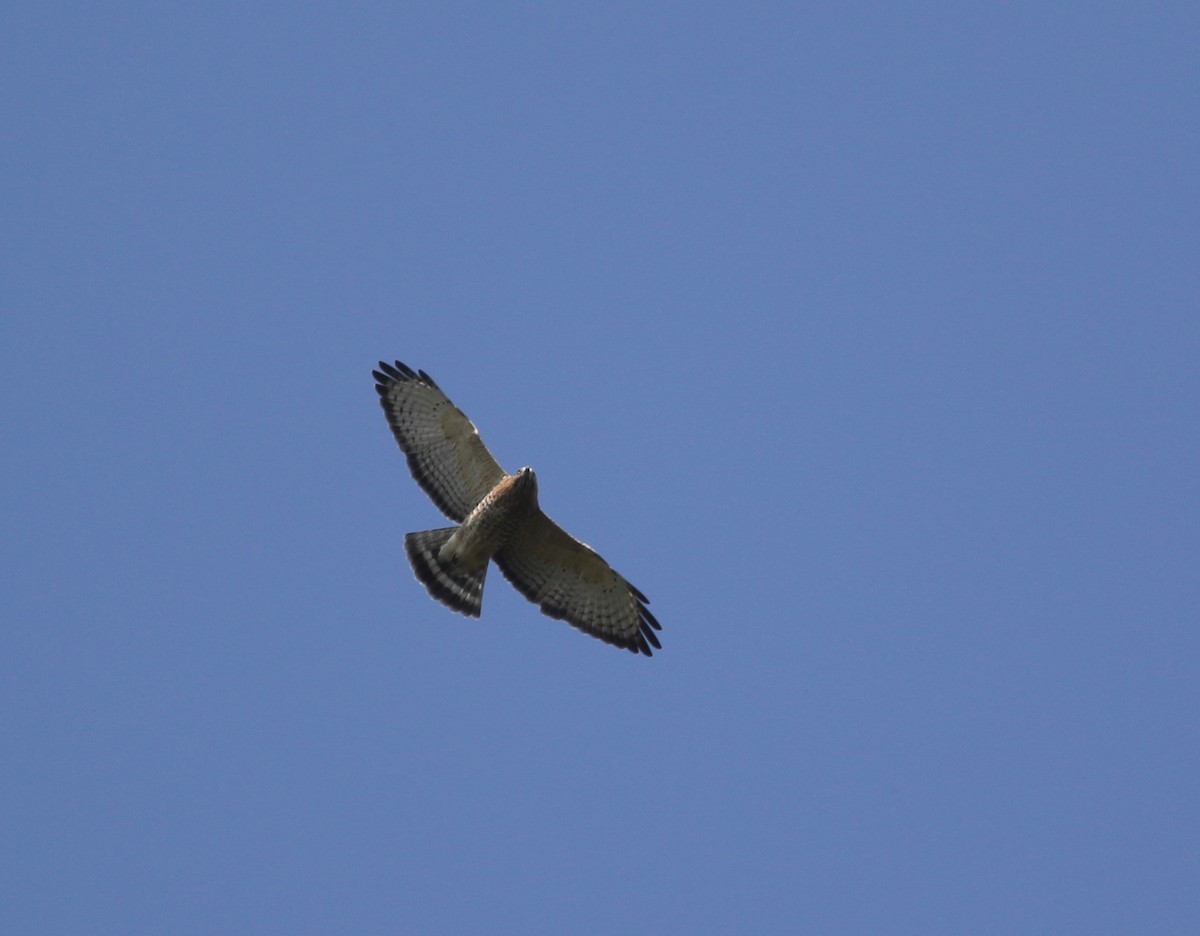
left=373, top=360, right=662, bottom=656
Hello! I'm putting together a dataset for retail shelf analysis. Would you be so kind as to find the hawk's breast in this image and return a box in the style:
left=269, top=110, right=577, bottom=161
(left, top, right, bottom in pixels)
left=441, top=470, right=538, bottom=567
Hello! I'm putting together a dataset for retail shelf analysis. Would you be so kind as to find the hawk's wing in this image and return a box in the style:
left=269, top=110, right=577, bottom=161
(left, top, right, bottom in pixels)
left=373, top=361, right=507, bottom=522
left=494, top=511, right=662, bottom=656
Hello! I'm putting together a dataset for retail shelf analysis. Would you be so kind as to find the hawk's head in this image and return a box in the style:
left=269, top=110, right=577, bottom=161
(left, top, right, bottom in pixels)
left=514, top=466, right=539, bottom=500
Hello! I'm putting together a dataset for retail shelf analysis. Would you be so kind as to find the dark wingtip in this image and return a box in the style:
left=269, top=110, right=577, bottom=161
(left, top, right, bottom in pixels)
left=375, top=359, right=440, bottom=391
left=375, top=360, right=417, bottom=381
left=640, top=604, right=661, bottom=632
left=642, top=623, right=662, bottom=650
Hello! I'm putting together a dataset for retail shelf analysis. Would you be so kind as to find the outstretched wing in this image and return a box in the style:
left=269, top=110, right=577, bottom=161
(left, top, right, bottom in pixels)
left=373, top=361, right=507, bottom=522
left=494, top=511, right=662, bottom=656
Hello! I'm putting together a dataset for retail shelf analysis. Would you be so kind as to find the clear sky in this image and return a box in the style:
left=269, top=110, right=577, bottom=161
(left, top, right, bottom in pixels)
left=4, top=4, right=1198, bottom=933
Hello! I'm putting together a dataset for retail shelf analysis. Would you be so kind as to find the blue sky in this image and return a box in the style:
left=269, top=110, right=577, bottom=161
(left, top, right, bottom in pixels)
left=3, top=3, right=1198, bottom=933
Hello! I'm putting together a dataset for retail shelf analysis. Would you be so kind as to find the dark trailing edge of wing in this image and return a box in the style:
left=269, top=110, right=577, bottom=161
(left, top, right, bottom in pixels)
left=496, top=559, right=662, bottom=657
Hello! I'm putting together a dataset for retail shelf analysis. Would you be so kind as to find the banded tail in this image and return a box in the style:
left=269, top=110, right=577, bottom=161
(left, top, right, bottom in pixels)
left=404, top=528, right=488, bottom=617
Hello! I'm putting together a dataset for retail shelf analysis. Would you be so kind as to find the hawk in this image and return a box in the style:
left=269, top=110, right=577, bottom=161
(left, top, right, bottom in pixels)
left=373, top=360, right=662, bottom=656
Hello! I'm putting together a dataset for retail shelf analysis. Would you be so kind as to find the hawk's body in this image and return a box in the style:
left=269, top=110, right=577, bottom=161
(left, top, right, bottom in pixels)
left=373, top=360, right=661, bottom=656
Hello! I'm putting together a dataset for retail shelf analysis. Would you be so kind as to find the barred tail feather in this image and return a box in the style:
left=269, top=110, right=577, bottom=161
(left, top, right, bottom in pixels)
left=404, top=528, right=488, bottom=618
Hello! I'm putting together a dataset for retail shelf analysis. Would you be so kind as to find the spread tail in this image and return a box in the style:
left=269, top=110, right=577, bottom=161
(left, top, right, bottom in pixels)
left=404, top=527, right=488, bottom=618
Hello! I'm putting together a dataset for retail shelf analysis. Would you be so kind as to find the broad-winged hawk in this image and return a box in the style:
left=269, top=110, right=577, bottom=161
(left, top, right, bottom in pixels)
left=373, top=360, right=661, bottom=656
